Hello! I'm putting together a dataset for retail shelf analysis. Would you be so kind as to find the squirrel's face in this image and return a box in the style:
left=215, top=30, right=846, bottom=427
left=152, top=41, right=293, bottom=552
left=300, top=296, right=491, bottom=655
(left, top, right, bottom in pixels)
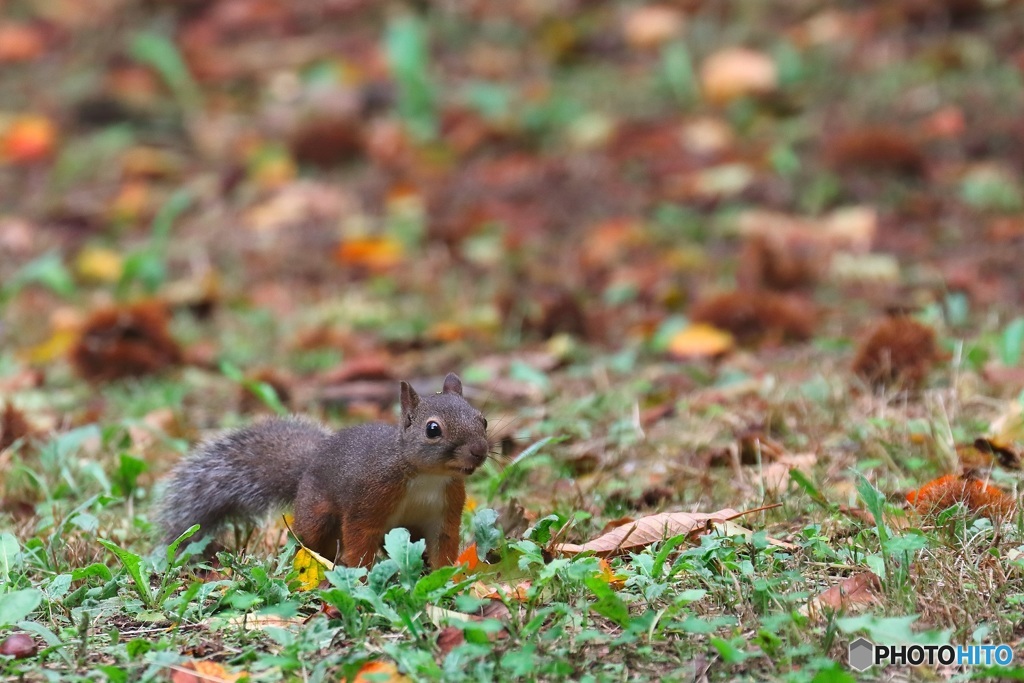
left=411, top=402, right=489, bottom=477
left=401, top=374, right=490, bottom=478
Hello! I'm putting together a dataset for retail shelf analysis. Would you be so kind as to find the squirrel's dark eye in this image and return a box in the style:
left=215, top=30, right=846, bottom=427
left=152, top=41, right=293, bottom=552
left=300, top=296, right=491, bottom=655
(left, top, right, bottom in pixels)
left=426, top=421, right=442, bottom=439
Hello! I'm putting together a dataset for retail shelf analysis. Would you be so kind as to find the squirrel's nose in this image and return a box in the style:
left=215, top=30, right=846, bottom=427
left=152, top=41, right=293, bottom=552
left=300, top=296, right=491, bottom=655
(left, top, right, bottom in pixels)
left=469, top=441, right=487, bottom=465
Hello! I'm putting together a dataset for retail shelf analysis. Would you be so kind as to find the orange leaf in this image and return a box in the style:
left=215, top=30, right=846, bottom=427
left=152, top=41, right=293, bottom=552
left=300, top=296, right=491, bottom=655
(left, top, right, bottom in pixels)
left=0, top=22, right=46, bottom=63
left=353, top=661, right=411, bottom=683
left=170, top=660, right=245, bottom=683
left=597, top=559, right=626, bottom=590
left=335, top=237, right=404, bottom=271
left=457, top=543, right=479, bottom=571
left=2, top=115, right=57, bottom=163
left=667, top=323, right=734, bottom=359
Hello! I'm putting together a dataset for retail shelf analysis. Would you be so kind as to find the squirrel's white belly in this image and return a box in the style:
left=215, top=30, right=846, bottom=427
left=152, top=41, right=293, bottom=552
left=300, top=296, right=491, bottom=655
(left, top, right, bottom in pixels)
left=386, top=475, right=451, bottom=541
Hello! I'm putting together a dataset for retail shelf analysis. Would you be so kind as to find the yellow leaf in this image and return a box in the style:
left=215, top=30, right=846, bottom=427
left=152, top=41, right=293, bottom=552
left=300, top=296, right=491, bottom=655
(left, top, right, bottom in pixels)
left=292, top=546, right=327, bottom=591
left=597, top=559, right=626, bottom=590
left=667, top=323, right=734, bottom=359
left=76, top=246, right=124, bottom=283
left=19, top=329, right=77, bottom=365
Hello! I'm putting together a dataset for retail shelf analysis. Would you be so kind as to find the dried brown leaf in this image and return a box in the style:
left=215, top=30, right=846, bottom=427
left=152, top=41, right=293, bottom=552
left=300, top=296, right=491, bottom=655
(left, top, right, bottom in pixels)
left=805, top=572, right=881, bottom=619
left=556, top=508, right=745, bottom=556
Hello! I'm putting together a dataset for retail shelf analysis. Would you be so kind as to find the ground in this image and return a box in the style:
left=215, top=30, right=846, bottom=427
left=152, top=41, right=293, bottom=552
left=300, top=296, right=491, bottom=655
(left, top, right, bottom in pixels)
left=3, top=0, right=1024, bottom=681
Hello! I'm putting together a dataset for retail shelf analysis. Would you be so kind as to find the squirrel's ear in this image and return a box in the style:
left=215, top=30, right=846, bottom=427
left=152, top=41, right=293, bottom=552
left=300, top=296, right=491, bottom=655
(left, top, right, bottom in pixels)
left=442, top=373, right=463, bottom=396
left=400, top=381, right=420, bottom=421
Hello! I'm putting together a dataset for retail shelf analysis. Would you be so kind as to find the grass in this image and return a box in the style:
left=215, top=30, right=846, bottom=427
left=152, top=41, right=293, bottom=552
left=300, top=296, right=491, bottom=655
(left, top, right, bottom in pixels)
left=4, top=339, right=1024, bottom=680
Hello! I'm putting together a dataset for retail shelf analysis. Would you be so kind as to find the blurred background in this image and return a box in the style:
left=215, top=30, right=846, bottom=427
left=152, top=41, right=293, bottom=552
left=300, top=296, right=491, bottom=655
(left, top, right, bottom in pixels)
left=2, top=0, right=1024, bottom=423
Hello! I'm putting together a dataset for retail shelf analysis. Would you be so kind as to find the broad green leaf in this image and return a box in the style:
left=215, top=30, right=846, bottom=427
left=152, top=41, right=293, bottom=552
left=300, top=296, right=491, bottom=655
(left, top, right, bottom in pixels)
left=383, top=528, right=425, bottom=588
left=585, top=575, right=630, bottom=628
left=166, top=524, right=200, bottom=566
left=0, top=588, right=42, bottom=625
left=97, top=538, right=152, bottom=606
left=471, top=508, right=501, bottom=558
left=1002, top=317, right=1024, bottom=366
left=0, top=533, right=20, bottom=584
left=70, top=563, right=113, bottom=582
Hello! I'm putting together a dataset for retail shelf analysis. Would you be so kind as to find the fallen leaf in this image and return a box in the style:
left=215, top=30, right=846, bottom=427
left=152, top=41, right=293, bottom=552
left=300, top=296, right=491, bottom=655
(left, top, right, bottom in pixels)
left=75, top=246, right=124, bottom=283
left=597, top=559, right=626, bottom=590
left=108, top=181, right=152, bottom=225
left=169, top=660, right=245, bottom=683
left=127, top=408, right=178, bottom=453
left=471, top=580, right=531, bottom=602
left=226, top=614, right=307, bottom=631
left=1, top=115, right=57, bottom=163
left=0, top=22, right=46, bottom=63
left=737, top=207, right=877, bottom=290
left=335, top=236, right=405, bottom=271
left=556, top=508, right=751, bottom=556
left=353, top=661, right=411, bottom=683
left=667, top=323, right=735, bottom=359
left=19, top=328, right=78, bottom=365
left=457, top=542, right=480, bottom=571
left=755, top=453, right=818, bottom=494
left=804, top=572, right=881, bottom=619
left=437, top=625, right=465, bottom=655
left=292, top=546, right=327, bottom=591
left=700, top=47, right=778, bottom=105
left=623, top=5, right=686, bottom=50
left=987, top=400, right=1024, bottom=448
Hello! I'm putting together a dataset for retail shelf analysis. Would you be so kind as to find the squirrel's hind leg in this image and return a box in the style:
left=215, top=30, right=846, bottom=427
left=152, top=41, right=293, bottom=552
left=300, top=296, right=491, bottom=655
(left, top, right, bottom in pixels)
left=292, top=485, right=344, bottom=564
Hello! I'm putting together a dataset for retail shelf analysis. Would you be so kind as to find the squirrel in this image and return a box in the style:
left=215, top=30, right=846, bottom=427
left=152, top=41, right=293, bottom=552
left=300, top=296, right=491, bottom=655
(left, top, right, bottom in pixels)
left=156, top=373, right=489, bottom=568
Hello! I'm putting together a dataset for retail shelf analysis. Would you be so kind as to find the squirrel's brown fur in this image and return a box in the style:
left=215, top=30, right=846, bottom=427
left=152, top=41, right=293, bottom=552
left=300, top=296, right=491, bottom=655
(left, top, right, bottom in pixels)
left=157, top=373, right=488, bottom=568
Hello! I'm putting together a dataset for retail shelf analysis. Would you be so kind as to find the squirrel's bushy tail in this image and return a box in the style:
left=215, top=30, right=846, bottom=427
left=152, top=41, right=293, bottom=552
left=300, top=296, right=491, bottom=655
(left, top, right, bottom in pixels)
left=156, top=417, right=330, bottom=544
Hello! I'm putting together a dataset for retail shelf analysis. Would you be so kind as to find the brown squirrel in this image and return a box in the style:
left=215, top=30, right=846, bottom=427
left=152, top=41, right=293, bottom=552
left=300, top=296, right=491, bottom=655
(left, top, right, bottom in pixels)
left=156, top=373, right=489, bottom=568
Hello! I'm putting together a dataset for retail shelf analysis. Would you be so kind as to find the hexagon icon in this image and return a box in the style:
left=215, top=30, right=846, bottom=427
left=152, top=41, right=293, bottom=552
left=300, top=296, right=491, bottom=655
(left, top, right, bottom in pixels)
left=848, top=637, right=874, bottom=672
